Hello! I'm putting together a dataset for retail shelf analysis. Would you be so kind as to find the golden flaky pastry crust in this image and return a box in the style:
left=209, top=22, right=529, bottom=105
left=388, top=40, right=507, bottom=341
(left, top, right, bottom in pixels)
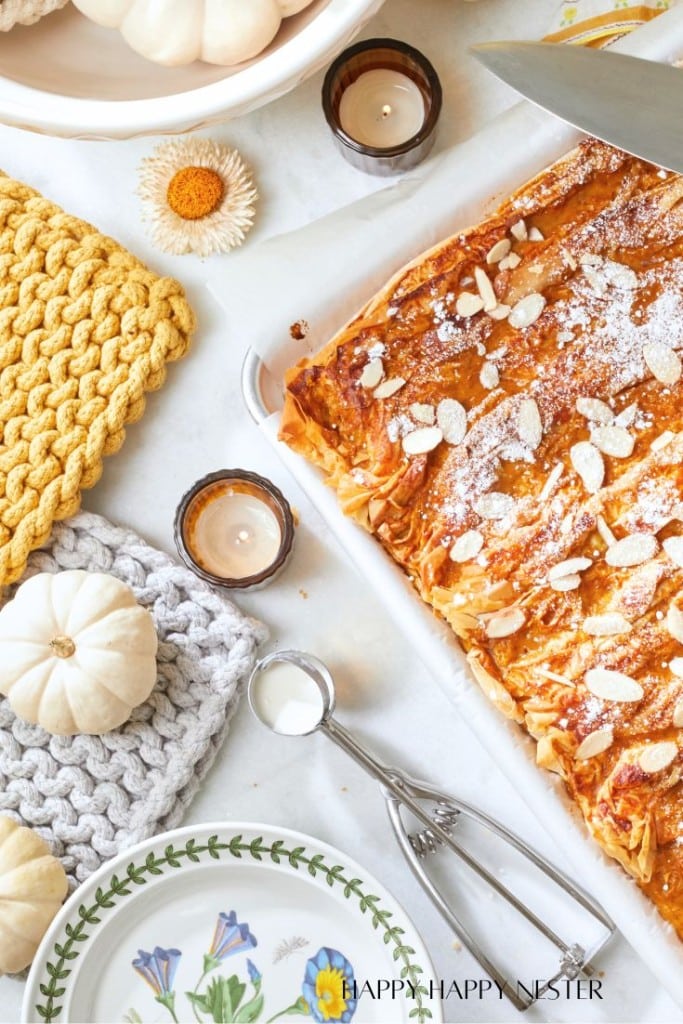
left=281, top=139, right=683, bottom=938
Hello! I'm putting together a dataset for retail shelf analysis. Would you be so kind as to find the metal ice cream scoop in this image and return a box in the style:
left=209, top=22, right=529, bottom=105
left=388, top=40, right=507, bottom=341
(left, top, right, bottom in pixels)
left=248, top=649, right=615, bottom=1012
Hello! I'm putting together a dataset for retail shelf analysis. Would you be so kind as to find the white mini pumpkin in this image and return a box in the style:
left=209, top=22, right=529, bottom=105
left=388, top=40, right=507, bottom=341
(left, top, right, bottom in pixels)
left=72, top=0, right=316, bottom=67
left=0, top=0, right=68, bottom=33
left=0, top=816, right=68, bottom=975
left=0, top=571, right=158, bottom=735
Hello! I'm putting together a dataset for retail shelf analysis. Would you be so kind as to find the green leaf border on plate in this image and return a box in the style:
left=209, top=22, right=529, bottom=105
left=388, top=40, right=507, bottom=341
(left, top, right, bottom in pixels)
left=35, top=834, right=432, bottom=1023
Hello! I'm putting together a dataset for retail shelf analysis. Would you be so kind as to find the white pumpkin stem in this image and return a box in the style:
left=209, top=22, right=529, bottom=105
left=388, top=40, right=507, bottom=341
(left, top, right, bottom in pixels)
left=50, top=636, right=76, bottom=659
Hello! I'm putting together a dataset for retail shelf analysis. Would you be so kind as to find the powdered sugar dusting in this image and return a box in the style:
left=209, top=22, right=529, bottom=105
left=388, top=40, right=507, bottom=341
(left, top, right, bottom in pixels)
left=432, top=258, right=683, bottom=537
left=367, top=342, right=386, bottom=360
left=554, top=265, right=683, bottom=399
left=387, top=414, right=414, bottom=443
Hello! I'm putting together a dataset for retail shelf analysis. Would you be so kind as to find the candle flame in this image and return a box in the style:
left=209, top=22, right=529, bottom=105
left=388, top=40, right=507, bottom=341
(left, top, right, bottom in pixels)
left=381, top=104, right=392, bottom=118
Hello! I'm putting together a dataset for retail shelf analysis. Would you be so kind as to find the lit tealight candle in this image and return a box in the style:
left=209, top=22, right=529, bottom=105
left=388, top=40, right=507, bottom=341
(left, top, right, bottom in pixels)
left=323, top=38, right=442, bottom=176
left=174, top=470, right=294, bottom=590
left=338, top=68, right=426, bottom=149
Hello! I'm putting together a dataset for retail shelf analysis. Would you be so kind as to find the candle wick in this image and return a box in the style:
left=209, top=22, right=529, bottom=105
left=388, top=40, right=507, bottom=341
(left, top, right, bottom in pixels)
left=381, top=104, right=392, bottom=118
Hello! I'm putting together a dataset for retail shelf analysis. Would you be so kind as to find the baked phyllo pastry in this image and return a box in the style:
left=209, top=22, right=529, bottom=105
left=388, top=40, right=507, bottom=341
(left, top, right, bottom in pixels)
left=281, top=138, right=683, bottom=937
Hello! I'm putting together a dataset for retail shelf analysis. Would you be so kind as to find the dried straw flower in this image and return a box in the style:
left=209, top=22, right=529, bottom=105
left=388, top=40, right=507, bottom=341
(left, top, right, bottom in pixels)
left=138, top=138, right=257, bottom=257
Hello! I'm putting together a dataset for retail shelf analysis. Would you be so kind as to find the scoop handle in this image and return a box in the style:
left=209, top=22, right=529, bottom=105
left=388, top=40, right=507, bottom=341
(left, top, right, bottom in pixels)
left=321, top=717, right=613, bottom=976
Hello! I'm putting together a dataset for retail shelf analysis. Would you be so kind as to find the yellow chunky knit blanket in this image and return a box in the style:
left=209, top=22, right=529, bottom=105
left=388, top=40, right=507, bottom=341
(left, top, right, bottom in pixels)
left=0, top=173, right=195, bottom=585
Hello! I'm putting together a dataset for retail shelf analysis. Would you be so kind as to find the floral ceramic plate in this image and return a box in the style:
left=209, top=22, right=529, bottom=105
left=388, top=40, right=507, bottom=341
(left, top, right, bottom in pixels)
left=23, top=822, right=442, bottom=1024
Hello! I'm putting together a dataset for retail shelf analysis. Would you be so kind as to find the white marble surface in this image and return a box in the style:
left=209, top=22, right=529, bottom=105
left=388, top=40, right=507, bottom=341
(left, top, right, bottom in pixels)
left=1, top=1, right=682, bottom=1022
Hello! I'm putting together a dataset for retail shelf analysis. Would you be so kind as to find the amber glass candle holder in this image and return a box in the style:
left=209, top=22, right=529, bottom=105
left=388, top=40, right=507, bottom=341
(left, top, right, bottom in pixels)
left=174, top=470, right=295, bottom=591
left=322, top=38, right=442, bottom=176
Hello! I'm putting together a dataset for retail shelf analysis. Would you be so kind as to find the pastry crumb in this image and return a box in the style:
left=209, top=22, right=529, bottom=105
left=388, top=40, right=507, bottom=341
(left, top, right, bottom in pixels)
left=290, top=320, right=309, bottom=340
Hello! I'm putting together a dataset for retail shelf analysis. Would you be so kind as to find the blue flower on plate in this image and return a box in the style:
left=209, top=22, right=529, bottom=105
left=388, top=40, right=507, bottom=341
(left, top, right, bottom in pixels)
left=302, top=947, right=357, bottom=1023
left=247, top=958, right=262, bottom=986
left=208, top=910, right=257, bottom=962
left=132, top=945, right=181, bottom=997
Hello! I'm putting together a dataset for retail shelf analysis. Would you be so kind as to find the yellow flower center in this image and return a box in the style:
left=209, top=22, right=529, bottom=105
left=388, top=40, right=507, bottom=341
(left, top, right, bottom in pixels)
left=167, top=166, right=225, bottom=221
left=315, top=966, right=348, bottom=1022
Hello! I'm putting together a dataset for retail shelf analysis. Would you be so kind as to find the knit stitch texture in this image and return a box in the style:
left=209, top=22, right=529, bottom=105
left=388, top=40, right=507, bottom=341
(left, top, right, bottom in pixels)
left=0, top=511, right=268, bottom=887
left=0, top=173, right=195, bottom=586
left=0, top=0, right=66, bottom=32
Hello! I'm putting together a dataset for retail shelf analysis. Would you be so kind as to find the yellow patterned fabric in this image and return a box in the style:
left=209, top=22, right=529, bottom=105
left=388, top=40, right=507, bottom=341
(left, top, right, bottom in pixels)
left=546, top=0, right=674, bottom=46
left=0, top=173, right=195, bottom=586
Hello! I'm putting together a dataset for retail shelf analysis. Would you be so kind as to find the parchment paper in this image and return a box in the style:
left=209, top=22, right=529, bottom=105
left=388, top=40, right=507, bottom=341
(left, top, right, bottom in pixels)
left=208, top=5, right=683, bottom=1007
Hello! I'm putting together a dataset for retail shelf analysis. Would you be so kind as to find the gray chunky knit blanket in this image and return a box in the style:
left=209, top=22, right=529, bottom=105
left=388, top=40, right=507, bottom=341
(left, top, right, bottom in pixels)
left=0, top=511, right=267, bottom=886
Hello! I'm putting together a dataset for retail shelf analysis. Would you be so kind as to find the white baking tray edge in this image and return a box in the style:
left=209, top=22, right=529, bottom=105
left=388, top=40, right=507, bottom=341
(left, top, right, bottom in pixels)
left=225, top=7, right=683, bottom=1007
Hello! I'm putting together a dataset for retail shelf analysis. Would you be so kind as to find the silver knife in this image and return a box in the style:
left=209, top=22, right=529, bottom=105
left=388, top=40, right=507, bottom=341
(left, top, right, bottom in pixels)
left=470, top=42, right=683, bottom=174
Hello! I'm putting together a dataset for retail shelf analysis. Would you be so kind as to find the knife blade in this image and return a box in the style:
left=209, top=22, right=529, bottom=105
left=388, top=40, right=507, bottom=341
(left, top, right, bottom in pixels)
left=470, top=42, right=683, bottom=174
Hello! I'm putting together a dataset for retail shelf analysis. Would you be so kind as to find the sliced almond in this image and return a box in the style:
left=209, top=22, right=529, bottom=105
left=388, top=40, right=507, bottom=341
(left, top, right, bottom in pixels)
left=643, top=342, right=682, bottom=385
left=596, top=515, right=616, bottom=547
left=614, top=403, right=638, bottom=428
left=638, top=741, right=678, bottom=774
left=539, top=463, right=563, bottom=501
left=651, top=430, right=675, bottom=452
left=570, top=441, right=604, bottom=493
left=548, top=557, right=592, bottom=582
left=410, top=402, right=435, bottom=425
left=528, top=226, right=544, bottom=242
left=456, top=291, right=485, bottom=317
left=673, top=698, right=683, bottom=727
left=437, top=398, right=467, bottom=445
left=583, top=612, right=632, bottom=636
left=590, top=424, right=634, bottom=458
left=663, top=536, right=683, bottom=568
left=474, top=266, right=498, bottom=312
left=508, top=293, right=546, bottom=329
left=499, top=252, right=522, bottom=271
left=575, top=728, right=614, bottom=761
left=486, top=238, right=512, bottom=265
left=585, top=667, right=644, bottom=703
left=402, top=426, right=443, bottom=456
left=474, top=491, right=515, bottom=520
left=561, top=247, right=578, bottom=271
left=359, top=358, right=384, bottom=389
left=670, top=657, right=683, bottom=678
left=550, top=574, right=581, bottom=592
left=667, top=604, right=683, bottom=644
left=576, top=397, right=614, bottom=424
left=560, top=513, right=574, bottom=535
left=485, top=606, right=525, bottom=639
left=605, top=533, right=658, bottom=568
left=518, top=398, right=543, bottom=450
left=536, top=668, right=575, bottom=686
left=450, top=529, right=484, bottom=563
left=510, top=219, right=527, bottom=241
left=486, top=304, right=511, bottom=321
left=373, top=376, right=406, bottom=399
left=540, top=462, right=565, bottom=501
left=479, top=361, right=499, bottom=390
left=609, top=263, right=638, bottom=290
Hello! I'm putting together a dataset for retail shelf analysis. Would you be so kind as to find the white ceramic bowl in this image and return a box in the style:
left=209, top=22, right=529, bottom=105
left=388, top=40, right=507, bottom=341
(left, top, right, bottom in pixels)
left=0, top=0, right=385, bottom=139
